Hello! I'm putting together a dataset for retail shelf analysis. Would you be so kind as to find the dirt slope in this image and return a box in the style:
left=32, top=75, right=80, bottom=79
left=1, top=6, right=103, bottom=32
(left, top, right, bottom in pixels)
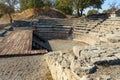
left=0, top=7, right=67, bottom=24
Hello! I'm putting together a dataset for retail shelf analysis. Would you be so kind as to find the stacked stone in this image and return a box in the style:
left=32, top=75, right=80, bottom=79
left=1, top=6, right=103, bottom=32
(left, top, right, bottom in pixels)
left=33, top=18, right=73, bottom=39
left=0, top=25, right=13, bottom=41
left=88, top=18, right=120, bottom=45
left=73, top=18, right=104, bottom=45
left=46, top=45, right=120, bottom=80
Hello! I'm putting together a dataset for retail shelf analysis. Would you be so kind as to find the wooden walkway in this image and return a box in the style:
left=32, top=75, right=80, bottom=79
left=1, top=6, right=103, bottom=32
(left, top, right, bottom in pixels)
left=0, top=30, right=47, bottom=56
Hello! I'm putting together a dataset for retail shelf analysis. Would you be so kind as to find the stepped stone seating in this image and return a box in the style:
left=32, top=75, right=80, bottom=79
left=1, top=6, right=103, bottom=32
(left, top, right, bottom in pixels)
left=13, top=19, right=73, bottom=39
left=12, top=17, right=119, bottom=44
left=4, top=26, right=13, bottom=31
left=86, top=17, right=120, bottom=45
left=44, top=17, right=120, bottom=80
left=0, top=30, right=7, bottom=37
left=32, top=18, right=73, bottom=39
left=73, top=18, right=104, bottom=44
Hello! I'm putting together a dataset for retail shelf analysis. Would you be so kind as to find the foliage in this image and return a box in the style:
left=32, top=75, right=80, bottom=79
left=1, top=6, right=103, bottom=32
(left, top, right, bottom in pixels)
left=0, top=2, right=14, bottom=14
left=43, top=0, right=52, bottom=7
left=26, top=0, right=44, bottom=9
left=19, top=0, right=105, bottom=16
left=102, top=2, right=120, bottom=14
left=55, top=0, right=73, bottom=15
left=87, top=9, right=98, bottom=15
left=20, top=0, right=27, bottom=10
left=0, top=2, right=14, bottom=23
left=102, top=10, right=107, bottom=13
left=0, top=0, right=19, bottom=10
left=108, top=2, right=120, bottom=12
left=20, top=0, right=53, bottom=10
left=72, top=0, right=105, bottom=17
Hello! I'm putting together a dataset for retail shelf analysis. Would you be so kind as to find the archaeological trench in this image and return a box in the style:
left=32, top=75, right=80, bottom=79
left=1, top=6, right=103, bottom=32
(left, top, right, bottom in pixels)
left=0, top=15, right=120, bottom=80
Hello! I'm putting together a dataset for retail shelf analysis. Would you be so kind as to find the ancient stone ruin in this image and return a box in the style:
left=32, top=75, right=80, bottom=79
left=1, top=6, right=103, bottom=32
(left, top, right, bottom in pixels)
left=0, top=16, right=120, bottom=80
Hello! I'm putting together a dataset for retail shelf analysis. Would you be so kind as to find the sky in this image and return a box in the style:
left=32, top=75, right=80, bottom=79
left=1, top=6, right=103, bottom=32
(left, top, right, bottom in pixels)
left=85, top=0, right=120, bottom=14
left=102, top=0, right=120, bottom=10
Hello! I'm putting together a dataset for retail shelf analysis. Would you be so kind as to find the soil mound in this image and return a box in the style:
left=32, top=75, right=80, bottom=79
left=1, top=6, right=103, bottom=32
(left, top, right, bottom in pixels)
left=0, top=7, right=67, bottom=24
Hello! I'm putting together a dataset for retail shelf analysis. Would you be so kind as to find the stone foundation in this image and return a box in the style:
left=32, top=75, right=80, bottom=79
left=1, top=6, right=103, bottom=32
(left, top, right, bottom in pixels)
left=46, top=44, right=120, bottom=80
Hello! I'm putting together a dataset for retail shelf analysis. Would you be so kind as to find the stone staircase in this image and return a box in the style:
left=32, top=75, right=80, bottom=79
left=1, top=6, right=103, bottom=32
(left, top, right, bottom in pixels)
left=32, top=32, right=52, bottom=51
left=0, top=26, right=13, bottom=42
left=73, top=18, right=104, bottom=34
left=87, top=17, right=120, bottom=45
left=32, top=18, right=73, bottom=39
left=73, top=18, right=104, bottom=45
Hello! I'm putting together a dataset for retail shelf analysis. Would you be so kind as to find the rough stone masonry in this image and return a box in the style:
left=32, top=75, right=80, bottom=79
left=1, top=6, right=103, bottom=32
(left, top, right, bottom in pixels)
left=45, top=17, right=120, bottom=80
left=46, top=44, right=120, bottom=80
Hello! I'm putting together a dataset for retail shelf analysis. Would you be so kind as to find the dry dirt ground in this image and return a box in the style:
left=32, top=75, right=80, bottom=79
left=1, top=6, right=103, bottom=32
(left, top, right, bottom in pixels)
left=0, top=55, right=53, bottom=80
left=49, top=39, right=88, bottom=51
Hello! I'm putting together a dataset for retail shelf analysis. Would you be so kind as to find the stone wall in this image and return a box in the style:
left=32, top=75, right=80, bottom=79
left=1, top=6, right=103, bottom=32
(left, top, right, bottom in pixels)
left=73, top=17, right=120, bottom=45
left=12, top=18, right=105, bottom=40
left=12, top=16, right=120, bottom=80
left=12, top=17, right=120, bottom=44
left=13, top=19, right=73, bottom=39
left=46, top=44, right=120, bottom=80
left=45, top=51, right=81, bottom=80
left=37, top=32, right=70, bottom=40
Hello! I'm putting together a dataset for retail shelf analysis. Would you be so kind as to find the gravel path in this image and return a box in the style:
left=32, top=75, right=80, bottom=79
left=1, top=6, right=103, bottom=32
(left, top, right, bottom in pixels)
left=0, top=55, right=52, bottom=80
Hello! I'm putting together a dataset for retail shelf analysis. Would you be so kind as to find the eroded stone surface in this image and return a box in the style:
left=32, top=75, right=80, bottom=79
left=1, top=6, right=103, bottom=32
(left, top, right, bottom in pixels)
left=46, top=44, right=120, bottom=80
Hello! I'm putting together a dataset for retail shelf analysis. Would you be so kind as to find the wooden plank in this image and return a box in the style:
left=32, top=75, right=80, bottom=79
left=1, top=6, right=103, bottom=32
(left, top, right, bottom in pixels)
left=0, top=30, right=34, bottom=55
left=0, top=29, right=48, bottom=56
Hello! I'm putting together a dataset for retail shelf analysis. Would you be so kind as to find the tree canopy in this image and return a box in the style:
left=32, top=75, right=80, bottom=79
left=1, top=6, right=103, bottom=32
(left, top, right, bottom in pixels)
left=73, top=0, right=105, bottom=16
left=0, top=0, right=19, bottom=10
left=55, top=0, right=73, bottom=15
left=0, top=2, right=14, bottom=23
left=54, top=0, right=105, bottom=16
left=20, top=0, right=52, bottom=10
left=102, top=1, right=120, bottom=14
left=87, top=9, right=98, bottom=16
left=0, top=0, right=106, bottom=17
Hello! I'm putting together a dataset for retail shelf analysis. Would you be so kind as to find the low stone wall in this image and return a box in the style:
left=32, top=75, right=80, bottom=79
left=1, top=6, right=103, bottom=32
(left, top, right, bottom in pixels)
left=37, top=32, right=70, bottom=40
left=73, top=33, right=99, bottom=45
left=46, top=51, right=80, bottom=80
left=46, top=45, right=120, bottom=80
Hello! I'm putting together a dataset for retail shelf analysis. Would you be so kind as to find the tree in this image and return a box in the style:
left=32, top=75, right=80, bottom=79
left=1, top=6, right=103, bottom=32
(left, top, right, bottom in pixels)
left=26, top=0, right=44, bottom=9
left=102, top=10, right=107, bottom=13
left=20, top=0, right=52, bottom=11
left=73, top=0, right=105, bottom=17
left=102, top=2, right=120, bottom=14
left=55, top=0, right=73, bottom=15
left=0, top=0, right=19, bottom=10
left=20, top=0, right=28, bottom=10
left=109, top=2, right=120, bottom=12
left=73, top=0, right=89, bottom=16
left=0, top=2, right=14, bottom=24
left=43, top=0, right=52, bottom=7
left=87, top=9, right=98, bottom=15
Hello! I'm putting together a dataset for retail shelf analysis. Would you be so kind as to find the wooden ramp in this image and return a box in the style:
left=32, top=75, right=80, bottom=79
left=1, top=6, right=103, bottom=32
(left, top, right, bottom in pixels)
left=0, top=30, right=47, bottom=56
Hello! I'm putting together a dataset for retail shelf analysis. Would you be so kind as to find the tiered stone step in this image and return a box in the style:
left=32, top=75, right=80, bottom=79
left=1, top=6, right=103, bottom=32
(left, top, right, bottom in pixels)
left=32, top=32, right=52, bottom=51
left=35, top=26, right=72, bottom=39
left=74, top=20, right=102, bottom=34
left=92, top=18, right=120, bottom=34
left=38, top=18, right=73, bottom=26
left=0, top=30, right=7, bottom=37
left=74, top=25, right=89, bottom=33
